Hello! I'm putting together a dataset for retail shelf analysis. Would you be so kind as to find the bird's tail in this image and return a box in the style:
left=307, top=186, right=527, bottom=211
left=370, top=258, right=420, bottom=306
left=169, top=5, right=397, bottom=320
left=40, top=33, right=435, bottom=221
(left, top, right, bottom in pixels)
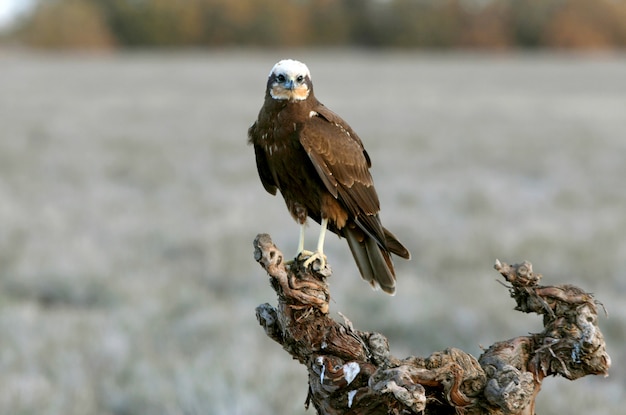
left=344, top=222, right=408, bottom=295
left=383, top=227, right=411, bottom=260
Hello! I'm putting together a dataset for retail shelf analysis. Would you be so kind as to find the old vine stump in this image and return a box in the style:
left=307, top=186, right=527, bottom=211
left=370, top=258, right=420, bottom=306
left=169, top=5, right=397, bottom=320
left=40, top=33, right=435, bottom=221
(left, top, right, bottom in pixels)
left=253, top=233, right=610, bottom=415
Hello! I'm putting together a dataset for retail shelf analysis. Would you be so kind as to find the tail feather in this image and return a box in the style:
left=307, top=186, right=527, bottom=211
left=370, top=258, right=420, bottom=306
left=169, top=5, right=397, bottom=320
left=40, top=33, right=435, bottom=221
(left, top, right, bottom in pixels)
left=382, top=227, right=410, bottom=260
left=364, top=236, right=396, bottom=294
left=345, top=229, right=377, bottom=287
left=345, top=224, right=397, bottom=295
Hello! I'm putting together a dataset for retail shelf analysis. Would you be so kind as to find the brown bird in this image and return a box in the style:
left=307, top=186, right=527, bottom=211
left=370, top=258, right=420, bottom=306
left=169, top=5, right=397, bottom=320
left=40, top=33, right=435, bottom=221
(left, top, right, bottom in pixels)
left=248, top=59, right=410, bottom=294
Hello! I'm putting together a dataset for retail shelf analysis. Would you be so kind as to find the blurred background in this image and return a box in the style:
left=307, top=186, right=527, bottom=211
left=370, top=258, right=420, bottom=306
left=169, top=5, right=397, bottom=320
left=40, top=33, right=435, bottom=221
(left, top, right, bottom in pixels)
left=0, top=1, right=624, bottom=414
left=2, top=0, right=626, bottom=49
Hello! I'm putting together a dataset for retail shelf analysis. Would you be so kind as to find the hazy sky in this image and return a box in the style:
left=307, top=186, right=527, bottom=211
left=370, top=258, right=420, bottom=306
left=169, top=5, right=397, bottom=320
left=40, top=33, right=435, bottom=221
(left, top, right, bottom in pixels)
left=0, top=0, right=34, bottom=30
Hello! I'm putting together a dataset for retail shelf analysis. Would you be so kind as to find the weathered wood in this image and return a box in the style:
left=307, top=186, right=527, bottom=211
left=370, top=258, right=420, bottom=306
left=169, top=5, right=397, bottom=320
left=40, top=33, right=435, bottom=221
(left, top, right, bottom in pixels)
left=254, top=234, right=611, bottom=415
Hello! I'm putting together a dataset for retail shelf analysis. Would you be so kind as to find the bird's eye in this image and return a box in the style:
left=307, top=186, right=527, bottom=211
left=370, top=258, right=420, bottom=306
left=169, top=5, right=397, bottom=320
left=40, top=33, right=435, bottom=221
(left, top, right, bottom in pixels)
left=296, top=75, right=304, bottom=83
left=276, top=74, right=286, bottom=83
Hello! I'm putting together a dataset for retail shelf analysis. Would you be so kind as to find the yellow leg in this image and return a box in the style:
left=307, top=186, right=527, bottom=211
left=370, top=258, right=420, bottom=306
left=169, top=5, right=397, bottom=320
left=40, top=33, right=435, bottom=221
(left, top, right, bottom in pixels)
left=302, top=218, right=328, bottom=268
left=285, top=223, right=313, bottom=266
left=296, top=223, right=305, bottom=255
left=316, top=218, right=328, bottom=255
left=296, top=223, right=315, bottom=257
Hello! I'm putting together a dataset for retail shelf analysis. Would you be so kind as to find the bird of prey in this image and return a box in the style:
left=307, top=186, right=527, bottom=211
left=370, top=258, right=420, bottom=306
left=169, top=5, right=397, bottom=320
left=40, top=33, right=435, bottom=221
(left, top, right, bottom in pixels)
left=248, top=59, right=410, bottom=294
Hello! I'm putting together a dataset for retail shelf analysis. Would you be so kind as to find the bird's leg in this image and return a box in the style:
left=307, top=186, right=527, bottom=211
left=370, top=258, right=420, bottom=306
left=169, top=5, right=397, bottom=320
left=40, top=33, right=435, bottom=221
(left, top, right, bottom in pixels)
left=302, top=217, right=328, bottom=269
left=296, top=223, right=314, bottom=257
left=285, top=223, right=314, bottom=266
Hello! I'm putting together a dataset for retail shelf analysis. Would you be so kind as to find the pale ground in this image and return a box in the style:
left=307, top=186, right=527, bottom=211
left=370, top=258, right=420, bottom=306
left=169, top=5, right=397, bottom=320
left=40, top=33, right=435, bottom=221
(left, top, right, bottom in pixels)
left=0, top=49, right=624, bottom=414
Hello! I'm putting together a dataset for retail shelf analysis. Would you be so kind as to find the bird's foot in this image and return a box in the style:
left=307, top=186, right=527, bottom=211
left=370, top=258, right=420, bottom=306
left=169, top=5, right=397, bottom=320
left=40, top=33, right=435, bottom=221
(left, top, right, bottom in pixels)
left=285, top=250, right=314, bottom=266
left=296, top=250, right=316, bottom=261
left=300, top=250, right=327, bottom=270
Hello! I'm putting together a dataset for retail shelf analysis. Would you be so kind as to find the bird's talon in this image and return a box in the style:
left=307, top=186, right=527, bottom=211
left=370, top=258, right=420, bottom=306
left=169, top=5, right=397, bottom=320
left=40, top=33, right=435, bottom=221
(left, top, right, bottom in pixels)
left=285, top=250, right=318, bottom=267
left=302, top=252, right=327, bottom=270
left=296, top=250, right=316, bottom=261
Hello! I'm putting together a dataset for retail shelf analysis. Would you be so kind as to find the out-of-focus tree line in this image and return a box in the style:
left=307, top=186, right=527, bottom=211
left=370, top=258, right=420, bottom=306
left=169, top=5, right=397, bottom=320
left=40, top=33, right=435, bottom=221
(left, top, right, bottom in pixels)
left=8, top=0, right=626, bottom=50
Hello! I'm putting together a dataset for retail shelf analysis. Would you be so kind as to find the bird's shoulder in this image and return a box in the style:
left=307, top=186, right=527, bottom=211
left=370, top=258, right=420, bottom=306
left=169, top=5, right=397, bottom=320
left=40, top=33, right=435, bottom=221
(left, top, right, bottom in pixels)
left=300, top=102, right=371, bottom=169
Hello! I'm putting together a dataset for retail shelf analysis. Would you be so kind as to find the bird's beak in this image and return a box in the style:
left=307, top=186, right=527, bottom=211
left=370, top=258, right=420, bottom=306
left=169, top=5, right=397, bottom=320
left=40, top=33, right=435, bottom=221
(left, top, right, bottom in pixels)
left=284, top=79, right=295, bottom=90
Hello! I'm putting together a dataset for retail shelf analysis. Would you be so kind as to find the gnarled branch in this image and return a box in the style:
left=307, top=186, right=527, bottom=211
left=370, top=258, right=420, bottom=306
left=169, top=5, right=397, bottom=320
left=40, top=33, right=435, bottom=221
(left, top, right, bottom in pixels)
left=254, top=234, right=610, bottom=415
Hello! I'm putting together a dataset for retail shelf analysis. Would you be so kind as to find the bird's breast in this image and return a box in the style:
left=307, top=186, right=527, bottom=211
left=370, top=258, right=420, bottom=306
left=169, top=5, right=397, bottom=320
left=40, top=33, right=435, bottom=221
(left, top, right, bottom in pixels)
left=264, top=141, right=290, bottom=157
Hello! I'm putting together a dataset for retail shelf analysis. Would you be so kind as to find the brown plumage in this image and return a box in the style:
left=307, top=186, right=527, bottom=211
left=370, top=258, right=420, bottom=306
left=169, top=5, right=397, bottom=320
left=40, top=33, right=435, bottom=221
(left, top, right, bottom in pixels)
left=248, top=59, right=410, bottom=294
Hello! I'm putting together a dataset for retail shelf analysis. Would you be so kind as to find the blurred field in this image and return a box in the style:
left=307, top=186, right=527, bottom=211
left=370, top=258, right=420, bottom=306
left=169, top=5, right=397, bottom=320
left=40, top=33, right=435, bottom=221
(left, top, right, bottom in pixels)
left=0, top=50, right=624, bottom=414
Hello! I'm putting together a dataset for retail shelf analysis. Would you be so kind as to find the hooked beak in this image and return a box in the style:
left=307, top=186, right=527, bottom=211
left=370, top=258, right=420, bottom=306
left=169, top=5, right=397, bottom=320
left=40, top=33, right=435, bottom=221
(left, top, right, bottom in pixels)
left=284, top=79, right=295, bottom=90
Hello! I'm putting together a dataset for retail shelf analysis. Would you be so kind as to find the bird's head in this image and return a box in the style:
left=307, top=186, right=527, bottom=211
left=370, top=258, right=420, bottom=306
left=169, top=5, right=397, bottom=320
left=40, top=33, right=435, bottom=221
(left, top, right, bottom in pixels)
left=267, top=59, right=312, bottom=102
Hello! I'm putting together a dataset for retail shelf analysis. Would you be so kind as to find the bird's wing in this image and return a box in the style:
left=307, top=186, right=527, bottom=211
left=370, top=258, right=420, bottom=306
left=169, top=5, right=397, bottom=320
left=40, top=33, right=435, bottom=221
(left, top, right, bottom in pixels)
left=300, top=105, right=386, bottom=244
left=248, top=122, right=278, bottom=195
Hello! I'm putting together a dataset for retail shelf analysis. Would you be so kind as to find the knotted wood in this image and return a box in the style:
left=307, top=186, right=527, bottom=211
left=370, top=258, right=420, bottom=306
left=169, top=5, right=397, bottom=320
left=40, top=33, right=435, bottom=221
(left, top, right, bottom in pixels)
left=254, top=234, right=610, bottom=415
